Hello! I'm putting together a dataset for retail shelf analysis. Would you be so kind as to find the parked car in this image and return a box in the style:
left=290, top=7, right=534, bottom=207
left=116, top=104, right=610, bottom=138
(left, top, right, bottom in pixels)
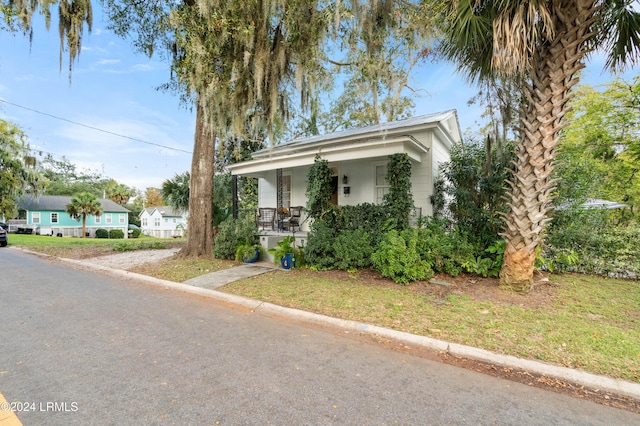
left=0, top=227, right=8, bottom=247
left=0, top=222, right=8, bottom=230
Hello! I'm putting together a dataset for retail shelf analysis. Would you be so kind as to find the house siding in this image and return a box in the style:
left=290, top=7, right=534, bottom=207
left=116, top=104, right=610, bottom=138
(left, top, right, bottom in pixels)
left=18, top=195, right=130, bottom=238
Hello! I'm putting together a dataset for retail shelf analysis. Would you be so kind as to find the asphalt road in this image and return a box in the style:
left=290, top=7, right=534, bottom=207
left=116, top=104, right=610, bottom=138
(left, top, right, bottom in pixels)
left=1, top=248, right=638, bottom=425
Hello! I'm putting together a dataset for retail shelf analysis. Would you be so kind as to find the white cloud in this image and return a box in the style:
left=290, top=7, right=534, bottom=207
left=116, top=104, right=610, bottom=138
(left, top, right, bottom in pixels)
left=14, top=74, right=37, bottom=82
left=132, top=63, right=153, bottom=72
left=96, top=59, right=121, bottom=65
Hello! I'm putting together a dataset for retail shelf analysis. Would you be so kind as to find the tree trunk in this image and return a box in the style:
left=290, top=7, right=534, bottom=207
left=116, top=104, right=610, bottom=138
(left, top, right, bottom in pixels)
left=180, top=97, right=215, bottom=258
left=499, top=1, right=595, bottom=293
left=81, top=216, right=86, bottom=238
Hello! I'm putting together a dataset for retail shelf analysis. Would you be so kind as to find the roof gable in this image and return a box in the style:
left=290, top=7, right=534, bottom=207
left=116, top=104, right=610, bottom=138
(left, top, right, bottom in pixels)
left=140, top=206, right=184, bottom=217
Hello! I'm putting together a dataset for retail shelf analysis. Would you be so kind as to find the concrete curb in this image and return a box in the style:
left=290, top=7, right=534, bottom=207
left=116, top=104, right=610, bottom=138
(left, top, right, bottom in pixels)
left=18, top=248, right=640, bottom=401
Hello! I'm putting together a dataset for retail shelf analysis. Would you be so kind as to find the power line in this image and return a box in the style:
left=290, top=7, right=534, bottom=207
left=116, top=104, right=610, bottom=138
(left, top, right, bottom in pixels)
left=0, top=98, right=193, bottom=154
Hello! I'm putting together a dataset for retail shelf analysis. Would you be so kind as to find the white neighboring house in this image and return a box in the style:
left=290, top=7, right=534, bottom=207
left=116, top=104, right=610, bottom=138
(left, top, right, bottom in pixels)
left=139, top=206, right=187, bottom=238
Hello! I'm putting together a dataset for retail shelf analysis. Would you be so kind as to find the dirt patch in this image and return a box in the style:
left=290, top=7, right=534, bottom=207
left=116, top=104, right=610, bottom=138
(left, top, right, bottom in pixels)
left=30, top=241, right=185, bottom=260
left=437, top=353, right=640, bottom=414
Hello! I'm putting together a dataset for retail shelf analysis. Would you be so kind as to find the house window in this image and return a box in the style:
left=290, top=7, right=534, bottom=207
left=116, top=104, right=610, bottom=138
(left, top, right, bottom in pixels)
left=164, top=218, right=168, bottom=223
left=142, top=218, right=148, bottom=227
left=154, top=218, right=161, bottom=227
left=95, top=214, right=101, bottom=224
left=119, top=214, right=125, bottom=224
left=173, top=218, right=177, bottom=224
left=51, top=213, right=59, bottom=224
left=282, top=174, right=292, bottom=208
left=106, top=214, right=113, bottom=224
left=375, top=164, right=389, bottom=204
left=32, top=212, right=41, bottom=224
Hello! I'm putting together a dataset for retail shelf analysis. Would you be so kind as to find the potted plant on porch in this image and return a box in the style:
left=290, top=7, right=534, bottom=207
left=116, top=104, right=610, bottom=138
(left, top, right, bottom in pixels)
left=235, top=244, right=264, bottom=263
left=268, top=236, right=298, bottom=269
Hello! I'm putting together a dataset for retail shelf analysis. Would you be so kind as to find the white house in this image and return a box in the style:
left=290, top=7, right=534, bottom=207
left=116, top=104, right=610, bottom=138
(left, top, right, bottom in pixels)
left=139, top=206, right=187, bottom=238
left=228, top=110, right=460, bottom=248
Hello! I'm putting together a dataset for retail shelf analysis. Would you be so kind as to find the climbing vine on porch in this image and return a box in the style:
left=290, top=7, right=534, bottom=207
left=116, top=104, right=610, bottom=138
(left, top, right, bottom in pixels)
left=305, top=155, right=334, bottom=220
left=383, top=153, right=414, bottom=231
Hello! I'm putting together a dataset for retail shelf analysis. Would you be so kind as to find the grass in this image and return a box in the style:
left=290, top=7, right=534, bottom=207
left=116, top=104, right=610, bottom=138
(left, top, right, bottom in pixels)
left=130, top=258, right=235, bottom=282
left=7, top=235, right=640, bottom=382
left=8, top=234, right=185, bottom=258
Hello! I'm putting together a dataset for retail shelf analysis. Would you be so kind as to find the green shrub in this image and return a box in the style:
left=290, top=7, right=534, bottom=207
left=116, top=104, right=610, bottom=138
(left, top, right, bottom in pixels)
left=214, top=217, right=257, bottom=260
left=546, top=209, right=640, bottom=277
left=339, top=203, right=389, bottom=247
left=95, top=228, right=108, bottom=239
left=439, top=140, right=513, bottom=247
left=109, top=229, right=125, bottom=239
left=333, top=228, right=374, bottom=270
left=416, top=219, right=478, bottom=276
left=462, top=240, right=505, bottom=278
left=112, top=241, right=167, bottom=252
left=371, top=229, right=434, bottom=284
left=235, top=244, right=263, bottom=263
left=304, top=220, right=337, bottom=269
left=130, top=228, right=141, bottom=238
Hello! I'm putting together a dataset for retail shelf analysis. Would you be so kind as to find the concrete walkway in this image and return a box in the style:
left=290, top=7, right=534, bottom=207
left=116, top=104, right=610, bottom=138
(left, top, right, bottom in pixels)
left=183, top=262, right=278, bottom=289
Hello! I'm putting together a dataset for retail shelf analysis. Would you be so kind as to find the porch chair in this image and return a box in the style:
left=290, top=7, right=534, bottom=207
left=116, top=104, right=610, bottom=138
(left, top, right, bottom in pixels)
left=258, top=207, right=276, bottom=230
left=282, top=206, right=303, bottom=232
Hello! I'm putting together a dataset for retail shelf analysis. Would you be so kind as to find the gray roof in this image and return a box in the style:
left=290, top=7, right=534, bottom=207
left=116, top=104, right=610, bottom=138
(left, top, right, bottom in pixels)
left=142, top=206, right=184, bottom=217
left=556, top=198, right=630, bottom=210
left=251, top=109, right=459, bottom=157
left=18, top=195, right=130, bottom=213
left=581, top=199, right=630, bottom=209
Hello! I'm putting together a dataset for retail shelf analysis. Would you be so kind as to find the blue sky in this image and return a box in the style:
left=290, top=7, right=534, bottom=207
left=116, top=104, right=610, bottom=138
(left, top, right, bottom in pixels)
left=1, top=4, right=637, bottom=192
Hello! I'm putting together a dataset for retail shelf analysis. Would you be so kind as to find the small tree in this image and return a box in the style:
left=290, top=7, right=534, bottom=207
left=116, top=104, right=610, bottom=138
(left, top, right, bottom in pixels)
left=161, top=172, right=190, bottom=214
left=66, top=192, right=103, bottom=238
left=105, top=180, right=134, bottom=206
left=0, top=119, right=47, bottom=219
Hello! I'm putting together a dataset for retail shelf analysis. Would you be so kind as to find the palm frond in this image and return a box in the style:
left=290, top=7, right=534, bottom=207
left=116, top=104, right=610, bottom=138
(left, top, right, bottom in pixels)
left=600, top=1, right=640, bottom=71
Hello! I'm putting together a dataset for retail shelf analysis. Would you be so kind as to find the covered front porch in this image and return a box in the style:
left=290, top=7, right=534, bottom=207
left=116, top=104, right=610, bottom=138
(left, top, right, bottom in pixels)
left=257, top=230, right=309, bottom=263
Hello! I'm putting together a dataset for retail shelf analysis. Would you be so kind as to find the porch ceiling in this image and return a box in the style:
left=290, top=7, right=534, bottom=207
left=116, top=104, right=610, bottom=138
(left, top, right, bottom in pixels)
left=229, top=136, right=428, bottom=176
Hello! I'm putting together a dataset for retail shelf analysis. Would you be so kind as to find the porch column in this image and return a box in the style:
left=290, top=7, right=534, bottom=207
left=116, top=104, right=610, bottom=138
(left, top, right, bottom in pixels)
left=276, top=168, right=283, bottom=211
left=232, top=175, right=238, bottom=219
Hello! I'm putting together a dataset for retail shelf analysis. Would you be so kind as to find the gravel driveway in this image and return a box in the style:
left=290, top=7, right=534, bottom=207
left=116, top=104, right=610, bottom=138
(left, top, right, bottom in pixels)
left=87, top=248, right=180, bottom=270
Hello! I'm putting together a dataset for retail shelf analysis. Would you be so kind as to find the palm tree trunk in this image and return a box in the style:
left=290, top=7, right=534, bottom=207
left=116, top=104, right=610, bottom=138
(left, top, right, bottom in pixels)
left=180, top=96, right=215, bottom=258
left=500, top=1, right=596, bottom=292
left=81, top=215, right=87, bottom=238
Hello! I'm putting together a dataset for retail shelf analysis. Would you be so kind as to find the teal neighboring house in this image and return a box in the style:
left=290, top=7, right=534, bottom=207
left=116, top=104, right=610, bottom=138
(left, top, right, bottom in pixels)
left=18, top=195, right=130, bottom=238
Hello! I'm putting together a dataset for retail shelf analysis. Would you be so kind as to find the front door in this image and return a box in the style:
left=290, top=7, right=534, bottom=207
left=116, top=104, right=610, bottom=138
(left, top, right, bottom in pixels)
left=330, top=175, right=338, bottom=205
